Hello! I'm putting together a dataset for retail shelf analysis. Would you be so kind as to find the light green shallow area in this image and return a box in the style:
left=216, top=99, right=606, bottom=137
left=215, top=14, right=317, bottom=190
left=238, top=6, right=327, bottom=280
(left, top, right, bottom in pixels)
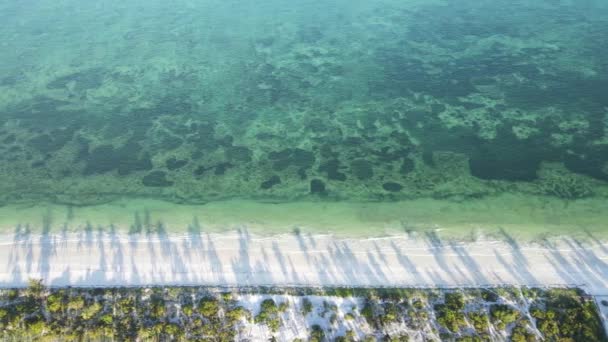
left=1, top=194, right=606, bottom=240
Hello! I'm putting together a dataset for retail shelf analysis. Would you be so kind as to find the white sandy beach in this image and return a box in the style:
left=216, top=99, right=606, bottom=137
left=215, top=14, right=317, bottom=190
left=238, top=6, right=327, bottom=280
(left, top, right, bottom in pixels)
left=1, top=230, right=607, bottom=295
left=1, top=197, right=607, bottom=297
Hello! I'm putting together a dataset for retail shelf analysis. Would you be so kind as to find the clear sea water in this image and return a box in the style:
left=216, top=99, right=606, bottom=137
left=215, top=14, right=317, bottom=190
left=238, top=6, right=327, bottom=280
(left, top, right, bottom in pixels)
left=1, top=0, right=607, bottom=236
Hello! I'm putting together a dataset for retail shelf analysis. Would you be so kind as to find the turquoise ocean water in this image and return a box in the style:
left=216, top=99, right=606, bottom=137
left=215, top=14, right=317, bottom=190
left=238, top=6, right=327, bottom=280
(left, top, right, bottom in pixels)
left=0, top=0, right=607, bottom=216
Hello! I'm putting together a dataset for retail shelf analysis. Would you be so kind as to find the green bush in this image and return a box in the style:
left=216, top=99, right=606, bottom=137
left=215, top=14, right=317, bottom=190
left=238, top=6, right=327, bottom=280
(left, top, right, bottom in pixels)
left=361, top=301, right=375, bottom=324
left=226, top=306, right=250, bottom=323
left=436, top=294, right=469, bottom=333
left=117, top=297, right=134, bottom=314
left=46, top=292, right=64, bottom=313
left=81, top=302, right=102, bottom=320
left=380, top=302, right=401, bottom=325
left=182, top=303, right=193, bottom=316
left=480, top=289, right=498, bottom=302
left=255, top=299, right=281, bottom=332
left=384, top=333, right=409, bottom=341
left=0, top=308, right=8, bottom=322
left=445, top=292, right=465, bottom=311
left=100, top=313, right=113, bottom=325
left=412, top=299, right=425, bottom=310
left=301, top=297, right=313, bottom=315
left=26, top=279, right=45, bottom=299
left=310, top=324, right=325, bottom=342
left=455, top=336, right=484, bottom=342
left=510, top=323, right=536, bottom=342
left=490, top=304, right=520, bottom=330
left=150, top=296, right=166, bottom=318
left=198, top=297, right=220, bottom=318
left=435, top=304, right=466, bottom=333
left=278, top=301, right=289, bottom=312
left=467, top=311, right=489, bottom=332
left=531, top=289, right=606, bottom=342
left=67, top=296, right=85, bottom=311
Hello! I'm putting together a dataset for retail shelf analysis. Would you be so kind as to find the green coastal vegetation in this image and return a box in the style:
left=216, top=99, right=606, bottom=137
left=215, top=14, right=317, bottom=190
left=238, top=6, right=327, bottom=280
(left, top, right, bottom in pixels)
left=0, top=280, right=605, bottom=341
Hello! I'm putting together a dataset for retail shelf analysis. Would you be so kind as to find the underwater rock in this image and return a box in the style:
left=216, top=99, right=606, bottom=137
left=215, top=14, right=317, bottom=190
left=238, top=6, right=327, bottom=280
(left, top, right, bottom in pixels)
left=297, top=168, right=308, bottom=180
left=537, top=171, right=594, bottom=199
left=166, top=157, right=188, bottom=170
left=47, top=68, right=105, bottom=91
left=0, top=74, right=23, bottom=86
left=194, top=163, right=232, bottom=176
left=28, top=128, right=74, bottom=153
left=255, top=132, right=277, bottom=140
left=390, top=131, right=411, bottom=146
left=191, top=151, right=204, bottom=160
left=305, top=117, right=327, bottom=132
left=351, top=159, right=374, bottom=180
left=10, top=96, right=75, bottom=128
left=142, top=171, right=173, bottom=187
left=564, top=149, right=608, bottom=181
left=269, top=148, right=315, bottom=171
left=194, top=165, right=210, bottom=176
left=310, top=179, right=326, bottom=194
left=75, top=137, right=90, bottom=160
left=83, top=145, right=115, bottom=174
left=3, top=134, right=16, bottom=144
left=214, top=162, right=233, bottom=175
left=216, top=135, right=234, bottom=147
left=225, top=146, right=253, bottom=163
left=31, top=160, right=45, bottom=168
left=504, top=76, right=608, bottom=112
left=84, top=140, right=152, bottom=175
left=467, top=128, right=550, bottom=181
left=268, top=149, right=292, bottom=160
left=372, top=146, right=409, bottom=163
left=469, top=152, right=540, bottom=181
left=291, top=149, right=315, bottom=168
left=158, top=133, right=183, bottom=151
left=468, top=136, right=546, bottom=182
left=117, top=154, right=153, bottom=176
left=298, top=26, right=324, bottom=43
left=318, top=159, right=347, bottom=181
left=431, top=104, right=446, bottom=114
left=382, top=182, right=403, bottom=192
left=260, top=175, right=281, bottom=189
left=187, top=123, right=218, bottom=151
left=8, top=146, right=21, bottom=153
left=422, top=150, right=436, bottom=167
left=400, top=158, right=415, bottom=175
left=343, top=137, right=364, bottom=147
left=317, top=144, right=338, bottom=159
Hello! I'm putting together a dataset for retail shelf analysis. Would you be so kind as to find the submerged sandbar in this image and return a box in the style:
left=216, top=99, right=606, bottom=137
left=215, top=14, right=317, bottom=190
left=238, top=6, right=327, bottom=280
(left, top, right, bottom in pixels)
left=0, top=193, right=606, bottom=240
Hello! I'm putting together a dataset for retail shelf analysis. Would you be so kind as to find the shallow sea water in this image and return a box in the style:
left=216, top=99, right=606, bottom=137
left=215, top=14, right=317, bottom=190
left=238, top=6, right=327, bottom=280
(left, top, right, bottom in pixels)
left=0, top=0, right=607, bottom=237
